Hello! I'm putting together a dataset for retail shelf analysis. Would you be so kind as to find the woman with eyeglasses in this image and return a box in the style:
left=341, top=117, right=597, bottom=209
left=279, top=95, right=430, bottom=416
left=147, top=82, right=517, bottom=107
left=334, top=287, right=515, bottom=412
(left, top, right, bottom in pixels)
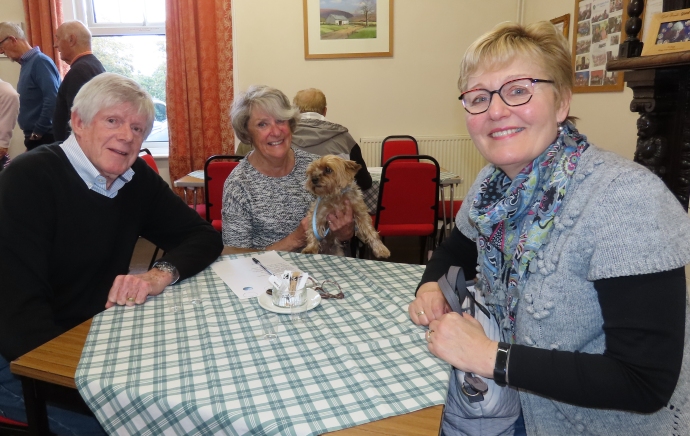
left=409, top=21, right=690, bottom=435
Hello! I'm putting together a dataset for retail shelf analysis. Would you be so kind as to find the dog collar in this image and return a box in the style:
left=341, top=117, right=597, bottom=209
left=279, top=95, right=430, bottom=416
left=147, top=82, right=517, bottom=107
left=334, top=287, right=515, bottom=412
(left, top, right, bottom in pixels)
left=312, top=196, right=329, bottom=242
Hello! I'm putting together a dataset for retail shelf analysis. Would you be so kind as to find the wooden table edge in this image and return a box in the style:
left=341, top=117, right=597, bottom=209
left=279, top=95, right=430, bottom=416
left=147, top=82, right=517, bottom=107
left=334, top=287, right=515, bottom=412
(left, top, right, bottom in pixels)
left=173, top=175, right=204, bottom=188
left=10, top=318, right=92, bottom=389
left=323, top=404, right=443, bottom=435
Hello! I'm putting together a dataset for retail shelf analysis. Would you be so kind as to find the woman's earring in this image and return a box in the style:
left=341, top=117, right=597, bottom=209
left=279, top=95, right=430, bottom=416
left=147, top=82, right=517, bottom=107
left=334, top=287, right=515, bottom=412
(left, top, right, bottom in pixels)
left=557, top=122, right=565, bottom=133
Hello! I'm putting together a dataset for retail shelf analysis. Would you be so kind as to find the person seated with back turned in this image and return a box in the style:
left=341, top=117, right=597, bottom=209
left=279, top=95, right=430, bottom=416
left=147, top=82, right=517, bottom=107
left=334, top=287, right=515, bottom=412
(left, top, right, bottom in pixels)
left=0, top=73, right=223, bottom=435
left=291, top=88, right=372, bottom=190
left=409, top=21, right=690, bottom=435
left=222, top=85, right=354, bottom=252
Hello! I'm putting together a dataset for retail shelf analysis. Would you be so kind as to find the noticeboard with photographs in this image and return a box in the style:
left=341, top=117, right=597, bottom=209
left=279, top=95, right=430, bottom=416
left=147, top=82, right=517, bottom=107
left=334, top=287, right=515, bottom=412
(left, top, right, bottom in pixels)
left=572, top=0, right=629, bottom=92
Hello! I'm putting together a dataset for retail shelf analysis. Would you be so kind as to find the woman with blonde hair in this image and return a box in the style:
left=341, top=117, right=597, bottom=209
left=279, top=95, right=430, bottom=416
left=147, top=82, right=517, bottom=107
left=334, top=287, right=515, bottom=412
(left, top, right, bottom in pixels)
left=409, top=21, right=690, bottom=435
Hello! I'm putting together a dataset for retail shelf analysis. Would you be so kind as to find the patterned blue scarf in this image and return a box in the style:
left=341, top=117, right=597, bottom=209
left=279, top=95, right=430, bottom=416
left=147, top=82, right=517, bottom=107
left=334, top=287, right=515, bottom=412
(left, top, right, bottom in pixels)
left=469, top=122, right=589, bottom=342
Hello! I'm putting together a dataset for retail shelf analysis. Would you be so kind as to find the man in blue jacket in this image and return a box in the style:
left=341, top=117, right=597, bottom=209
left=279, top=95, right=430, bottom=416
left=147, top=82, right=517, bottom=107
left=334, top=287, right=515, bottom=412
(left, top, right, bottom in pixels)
left=0, top=22, right=60, bottom=150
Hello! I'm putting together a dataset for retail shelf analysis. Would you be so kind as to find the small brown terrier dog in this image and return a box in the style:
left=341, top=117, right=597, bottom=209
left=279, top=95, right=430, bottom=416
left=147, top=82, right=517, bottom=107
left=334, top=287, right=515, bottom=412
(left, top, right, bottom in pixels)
left=302, top=155, right=390, bottom=258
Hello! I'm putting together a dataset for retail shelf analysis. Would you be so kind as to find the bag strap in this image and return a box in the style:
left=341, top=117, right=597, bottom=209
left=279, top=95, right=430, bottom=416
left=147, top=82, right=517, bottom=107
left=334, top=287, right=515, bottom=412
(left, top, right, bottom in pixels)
left=438, top=266, right=466, bottom=314
left=438, top=266, right=491, bottom=319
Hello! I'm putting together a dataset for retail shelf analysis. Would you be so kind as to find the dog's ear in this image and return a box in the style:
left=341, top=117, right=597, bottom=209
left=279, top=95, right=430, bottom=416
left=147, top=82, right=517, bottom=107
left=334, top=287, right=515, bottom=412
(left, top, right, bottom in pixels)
left=344, top=160, right=361, bottom=176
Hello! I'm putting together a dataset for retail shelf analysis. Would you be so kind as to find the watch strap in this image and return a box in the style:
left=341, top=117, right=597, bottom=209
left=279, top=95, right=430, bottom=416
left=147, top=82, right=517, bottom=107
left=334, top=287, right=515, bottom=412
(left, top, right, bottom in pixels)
left=152, top=261, right=180, bottom=285
left=494, top=341, right=511, bottom=387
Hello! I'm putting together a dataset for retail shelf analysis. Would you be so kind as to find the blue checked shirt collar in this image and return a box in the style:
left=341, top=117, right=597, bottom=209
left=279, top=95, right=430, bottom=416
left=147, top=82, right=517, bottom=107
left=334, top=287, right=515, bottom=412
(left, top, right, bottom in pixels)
left=60, top=134, right=134, bottom=198
left=18, top=46, right=40, bottom=65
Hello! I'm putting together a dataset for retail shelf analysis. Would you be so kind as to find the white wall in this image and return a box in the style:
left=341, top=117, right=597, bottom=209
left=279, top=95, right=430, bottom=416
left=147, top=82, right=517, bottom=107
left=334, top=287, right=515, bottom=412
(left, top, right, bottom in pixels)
left=523, top=0, right=639, bottom=159
left=0, top=0, right=27, bottom=160
left=233, top=0, right=520, bottom=144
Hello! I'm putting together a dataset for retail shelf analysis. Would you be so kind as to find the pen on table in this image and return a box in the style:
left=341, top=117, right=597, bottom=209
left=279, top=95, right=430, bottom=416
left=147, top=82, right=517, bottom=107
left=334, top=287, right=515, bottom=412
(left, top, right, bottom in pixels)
left=252, top=258, right=275, bottom=276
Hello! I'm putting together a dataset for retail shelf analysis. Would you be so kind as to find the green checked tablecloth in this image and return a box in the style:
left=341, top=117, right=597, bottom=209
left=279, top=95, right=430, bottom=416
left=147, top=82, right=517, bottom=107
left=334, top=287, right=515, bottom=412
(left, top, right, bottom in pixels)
left=76, top=252, right=450, bottom=435
left=362, top=167, right=462, bottom=214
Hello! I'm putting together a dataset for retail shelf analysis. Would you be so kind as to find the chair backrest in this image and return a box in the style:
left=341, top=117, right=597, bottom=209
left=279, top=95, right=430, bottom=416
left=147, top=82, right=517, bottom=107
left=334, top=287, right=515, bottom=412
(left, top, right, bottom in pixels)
left=204, top=155, right=243, bottom=222
left=139, top=148, right=159, bottom=174
left=381, top=135, right=419, bottom=166
left=375, top=155, right=440, bottom=237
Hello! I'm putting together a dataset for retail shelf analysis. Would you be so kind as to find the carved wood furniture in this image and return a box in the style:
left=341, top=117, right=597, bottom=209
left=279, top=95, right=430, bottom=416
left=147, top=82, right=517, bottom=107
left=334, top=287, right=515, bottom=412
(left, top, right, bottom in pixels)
left=608, top=51, right=690, bottom=210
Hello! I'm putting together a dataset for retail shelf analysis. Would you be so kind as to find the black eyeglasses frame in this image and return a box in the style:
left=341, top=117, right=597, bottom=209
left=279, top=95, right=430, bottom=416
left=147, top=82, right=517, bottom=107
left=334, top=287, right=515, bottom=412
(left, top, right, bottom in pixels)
left=458, top=78, right=555, bottom=115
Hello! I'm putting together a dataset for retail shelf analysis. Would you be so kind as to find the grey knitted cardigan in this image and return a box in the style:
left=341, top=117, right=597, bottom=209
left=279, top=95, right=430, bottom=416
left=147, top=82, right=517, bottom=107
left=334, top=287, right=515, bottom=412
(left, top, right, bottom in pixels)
left=456, top=145, right=690, bottom=435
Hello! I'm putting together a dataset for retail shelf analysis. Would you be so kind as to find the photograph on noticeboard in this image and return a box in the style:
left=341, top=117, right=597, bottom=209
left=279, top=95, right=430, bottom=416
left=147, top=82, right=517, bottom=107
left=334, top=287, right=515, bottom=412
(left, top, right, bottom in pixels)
left=572, top=0, right=627, bottom=92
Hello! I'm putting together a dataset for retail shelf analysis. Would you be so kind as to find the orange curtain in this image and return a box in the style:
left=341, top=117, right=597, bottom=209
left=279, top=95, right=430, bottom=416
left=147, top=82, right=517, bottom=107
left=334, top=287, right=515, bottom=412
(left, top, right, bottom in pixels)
left=166, top=0, right=234, bottom=194
left=22, top=0, right=66, bottom=76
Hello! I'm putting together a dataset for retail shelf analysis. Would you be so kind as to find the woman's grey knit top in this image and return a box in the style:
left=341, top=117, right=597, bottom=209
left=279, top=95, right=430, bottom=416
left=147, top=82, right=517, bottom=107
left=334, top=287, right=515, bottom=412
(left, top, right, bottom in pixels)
left=221, top=148, right=317, bottom=249
left=457, top=145, right=690, bottom=435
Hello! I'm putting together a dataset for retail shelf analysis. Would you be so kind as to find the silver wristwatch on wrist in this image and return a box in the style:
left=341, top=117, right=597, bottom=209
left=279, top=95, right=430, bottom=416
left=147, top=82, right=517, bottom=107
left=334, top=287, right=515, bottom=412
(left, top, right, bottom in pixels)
left=152, top=261, right=180, bottom=285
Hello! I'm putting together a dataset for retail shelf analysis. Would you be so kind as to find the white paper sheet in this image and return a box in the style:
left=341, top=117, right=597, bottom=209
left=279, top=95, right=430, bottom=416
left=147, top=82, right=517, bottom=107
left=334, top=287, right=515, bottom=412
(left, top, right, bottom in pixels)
left=211, top=251, right=300, bottom=299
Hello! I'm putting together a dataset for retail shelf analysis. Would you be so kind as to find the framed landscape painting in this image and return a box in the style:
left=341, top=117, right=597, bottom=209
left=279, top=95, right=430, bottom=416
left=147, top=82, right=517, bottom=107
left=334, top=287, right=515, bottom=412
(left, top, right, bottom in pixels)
left=303, top=0, right=394, bottom=59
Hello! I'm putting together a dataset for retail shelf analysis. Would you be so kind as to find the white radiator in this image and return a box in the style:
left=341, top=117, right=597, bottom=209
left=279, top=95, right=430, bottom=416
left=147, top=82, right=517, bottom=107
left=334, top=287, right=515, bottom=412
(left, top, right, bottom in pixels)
left=359, top=135, right=487, bottom=200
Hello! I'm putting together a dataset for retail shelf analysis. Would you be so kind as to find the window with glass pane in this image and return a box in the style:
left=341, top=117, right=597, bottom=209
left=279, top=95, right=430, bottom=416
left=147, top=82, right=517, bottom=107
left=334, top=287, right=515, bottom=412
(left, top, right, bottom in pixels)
left=81, top=0, right=168, bottom=152
left=91, top=0, right=165, bottom=25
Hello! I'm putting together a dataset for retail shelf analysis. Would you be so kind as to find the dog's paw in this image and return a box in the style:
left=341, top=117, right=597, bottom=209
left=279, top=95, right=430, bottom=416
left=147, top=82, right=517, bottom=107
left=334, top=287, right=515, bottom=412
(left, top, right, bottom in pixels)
left=301, top=244, right=319, bottom=254
left=371, top=241, right=391, bottom=258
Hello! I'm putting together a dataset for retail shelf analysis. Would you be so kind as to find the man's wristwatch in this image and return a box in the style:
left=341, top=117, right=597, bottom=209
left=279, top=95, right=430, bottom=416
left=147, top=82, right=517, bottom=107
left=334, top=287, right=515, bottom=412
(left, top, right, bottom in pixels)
left=29, top=133, right=42, bottom=140
left=152, top=261, right=180, bottom=285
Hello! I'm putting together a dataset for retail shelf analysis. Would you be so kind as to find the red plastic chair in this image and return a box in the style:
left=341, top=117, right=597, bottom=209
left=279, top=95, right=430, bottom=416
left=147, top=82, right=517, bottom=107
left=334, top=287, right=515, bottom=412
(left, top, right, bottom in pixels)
left=204, top=155, right=243, bottom=231
left=0, top=415, right=29, bottom=435
left=374, top=155, right=440, bottom=264
left=139, top=148, right=159, bottom=173
left=380, top=135, right=419, bottom=166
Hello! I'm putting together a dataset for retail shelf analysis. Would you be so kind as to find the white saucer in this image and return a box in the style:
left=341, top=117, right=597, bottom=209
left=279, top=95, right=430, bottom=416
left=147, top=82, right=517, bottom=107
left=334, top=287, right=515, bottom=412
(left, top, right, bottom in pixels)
left=258, top=289, right=321, bottom=314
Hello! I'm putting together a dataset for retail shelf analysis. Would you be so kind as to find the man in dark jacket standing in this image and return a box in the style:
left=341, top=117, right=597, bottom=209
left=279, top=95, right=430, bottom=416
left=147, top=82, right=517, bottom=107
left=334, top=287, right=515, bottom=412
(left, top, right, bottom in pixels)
left=53, top=20, right=105, bottom=142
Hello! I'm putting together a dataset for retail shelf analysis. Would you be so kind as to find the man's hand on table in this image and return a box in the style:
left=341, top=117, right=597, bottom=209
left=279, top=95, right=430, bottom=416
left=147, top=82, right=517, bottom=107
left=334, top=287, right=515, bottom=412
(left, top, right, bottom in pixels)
left=105, top=269, right=174, bottom=308
left=409, top=282, right=451, bottom=326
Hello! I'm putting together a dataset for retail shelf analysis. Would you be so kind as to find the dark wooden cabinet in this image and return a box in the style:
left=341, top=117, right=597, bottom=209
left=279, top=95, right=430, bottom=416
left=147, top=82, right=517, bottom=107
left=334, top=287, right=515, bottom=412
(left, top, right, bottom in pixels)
left=607, top=52, right=690, bottom=210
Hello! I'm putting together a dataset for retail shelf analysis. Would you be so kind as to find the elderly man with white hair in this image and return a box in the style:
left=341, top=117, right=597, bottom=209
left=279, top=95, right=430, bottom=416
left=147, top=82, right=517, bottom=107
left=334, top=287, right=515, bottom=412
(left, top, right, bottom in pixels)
left=0, top=73, right=222, bottom=435
left=53, top=20, right=105, bottom=141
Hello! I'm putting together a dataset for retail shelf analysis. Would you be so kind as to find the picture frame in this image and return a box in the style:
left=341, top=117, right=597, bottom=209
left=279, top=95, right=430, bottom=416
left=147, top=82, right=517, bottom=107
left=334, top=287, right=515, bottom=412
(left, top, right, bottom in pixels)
left=551, top=13, right=571, bottom=38
left=572, top=0, right=629, bottom=93
left=641, top=7, right=690, bottom=55
left=641, top=0, right=664, bottom=42
left=303, top=0, right=394, bottom=59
